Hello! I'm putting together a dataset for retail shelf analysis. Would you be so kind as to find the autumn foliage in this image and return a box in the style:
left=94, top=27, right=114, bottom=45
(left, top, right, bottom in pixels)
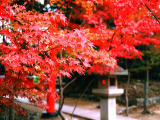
left=0, top=0, right=159, bottom=109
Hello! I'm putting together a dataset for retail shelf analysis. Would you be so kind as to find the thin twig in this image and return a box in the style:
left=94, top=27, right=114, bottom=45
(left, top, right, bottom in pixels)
left=57, top=75, right=65, bottom=120
left=110, top=31, right=116, bottom=40
left=108, top=31, right=116, bottom=51
left=57, top=52, right=65, bottom=119
left=141, top=0, right=160, bottom=24
left=63, top=77, right=77, bottom=90
left=59, top=111, right=65, bottom=120
left=71, top=79, right=94, bottom=120
left=125, top=72, right=130, bottom=116
left=58, top=77, right=77, bottom=119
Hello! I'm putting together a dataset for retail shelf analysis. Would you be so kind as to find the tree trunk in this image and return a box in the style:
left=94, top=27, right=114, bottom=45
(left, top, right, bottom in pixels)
left=58, top=77, right=65, bottom=120
left=9, top=106, right=15, bottom=120
left=125, top=72, right=130, bottom=116
left=143, top=69, right=151, bottom=114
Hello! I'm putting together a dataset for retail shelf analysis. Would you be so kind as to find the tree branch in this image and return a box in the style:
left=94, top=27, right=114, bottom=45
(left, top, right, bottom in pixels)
left=142, top=1, right=160, bottom=24
left=71, top=79, right=94, bottom=119
left=63, top=77, right=77, bottom=90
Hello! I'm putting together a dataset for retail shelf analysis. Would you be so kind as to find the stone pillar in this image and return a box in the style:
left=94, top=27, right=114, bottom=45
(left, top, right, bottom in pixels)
left=93, top=87, right=124, bottom=120
left=101, top=97, right=116, bottom=120
left=101, top=98, right=116, bottom=120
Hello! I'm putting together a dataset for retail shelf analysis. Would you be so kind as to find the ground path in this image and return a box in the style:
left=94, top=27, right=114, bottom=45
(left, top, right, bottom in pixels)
left=16, top=97, right=137, bottom=120
left=16, top=97, right=160, bottom=120
left=55, top=103, right=137, bottom=120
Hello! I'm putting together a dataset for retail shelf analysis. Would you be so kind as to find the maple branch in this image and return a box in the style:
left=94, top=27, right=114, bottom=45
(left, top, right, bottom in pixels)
left=63, top=77, right=77, bottom=90
left=111, top=31, right=116, bottom=40
left=57, top=52, right=65, bottom=119
left=40, top=45, right=60, bottom=53
left=108, top=31, right=116, bottom=51
left=71, top=79, right=94, bottom=119
left=142, top=1, right=160, bottom=24
left=57, top=76, right=65, bottom=120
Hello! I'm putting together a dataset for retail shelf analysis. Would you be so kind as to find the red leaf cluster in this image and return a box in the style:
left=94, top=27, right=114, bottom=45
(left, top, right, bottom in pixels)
left=0, top=0, right=159, bottom=108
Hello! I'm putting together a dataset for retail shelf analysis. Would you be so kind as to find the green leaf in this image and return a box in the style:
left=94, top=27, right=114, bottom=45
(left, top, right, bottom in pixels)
left=33, top=77, right=40, bottom=84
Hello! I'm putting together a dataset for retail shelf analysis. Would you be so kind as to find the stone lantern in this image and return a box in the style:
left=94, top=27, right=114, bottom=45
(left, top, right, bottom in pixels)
left=92, top=66, right=128, bottom=120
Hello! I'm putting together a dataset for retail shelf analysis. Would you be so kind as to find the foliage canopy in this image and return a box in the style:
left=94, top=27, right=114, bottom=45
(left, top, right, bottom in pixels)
left=0, top=0, right=159, bottom=108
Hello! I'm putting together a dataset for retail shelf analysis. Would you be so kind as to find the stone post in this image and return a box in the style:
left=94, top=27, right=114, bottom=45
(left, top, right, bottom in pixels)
left=101, top=98, right=116, bottom=120
left=92, top=78, right=124, bottom=120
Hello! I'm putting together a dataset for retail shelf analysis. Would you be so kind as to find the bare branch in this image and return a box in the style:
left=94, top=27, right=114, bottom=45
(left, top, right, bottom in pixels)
left=142, top=1, right=160, bottom=24
left=63, top=77, right=77, bottom=90
left=71, top=79, right=94, bottom=119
